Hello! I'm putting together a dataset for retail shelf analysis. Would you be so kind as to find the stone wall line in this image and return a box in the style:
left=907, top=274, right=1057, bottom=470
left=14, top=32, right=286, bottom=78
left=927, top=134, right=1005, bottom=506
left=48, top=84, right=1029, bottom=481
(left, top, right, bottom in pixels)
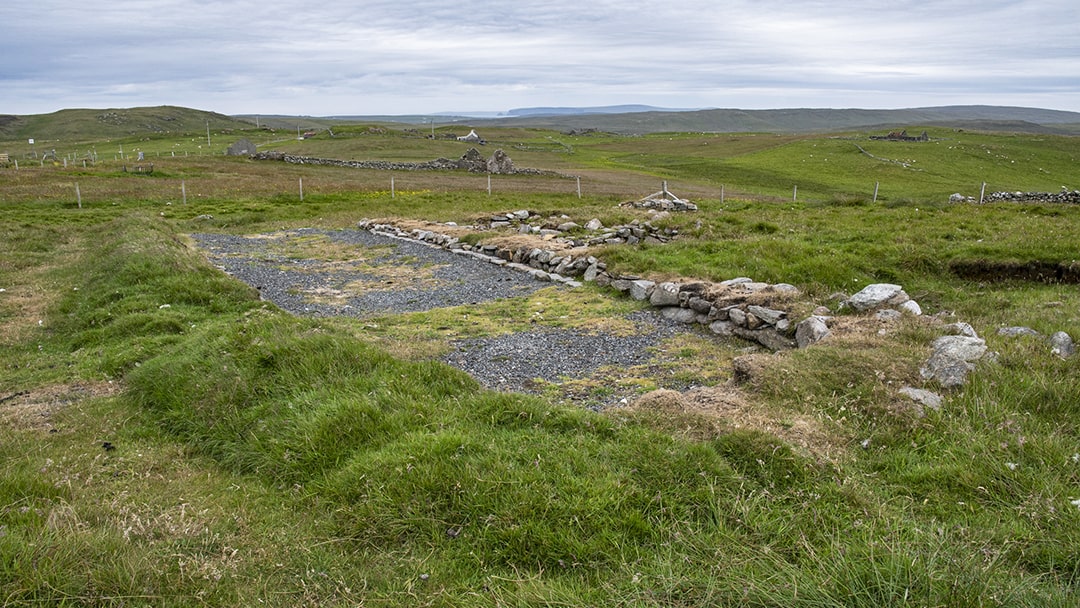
left=356, top=216, right=1075, bottom=414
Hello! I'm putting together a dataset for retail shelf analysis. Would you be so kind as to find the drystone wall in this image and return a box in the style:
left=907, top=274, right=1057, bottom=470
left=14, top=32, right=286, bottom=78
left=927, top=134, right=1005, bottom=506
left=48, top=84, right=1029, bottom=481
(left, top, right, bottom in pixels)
left=951, top=187, right=1080, bottom=204
left=251, top=148, right=557, bottom=176
left=358, top=216, right=833, bottom=353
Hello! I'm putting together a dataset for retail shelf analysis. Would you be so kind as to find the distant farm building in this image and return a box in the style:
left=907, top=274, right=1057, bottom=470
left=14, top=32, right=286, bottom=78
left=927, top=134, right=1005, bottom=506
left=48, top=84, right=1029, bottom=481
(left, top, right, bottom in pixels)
left=870, top=129, right=929, bottom=142
left=457, top=129, right=484, bottom=144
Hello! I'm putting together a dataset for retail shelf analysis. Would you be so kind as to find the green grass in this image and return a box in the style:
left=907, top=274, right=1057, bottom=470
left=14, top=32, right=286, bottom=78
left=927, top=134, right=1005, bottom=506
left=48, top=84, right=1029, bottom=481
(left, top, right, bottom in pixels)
left=3, top=121, right=1080, bottom=605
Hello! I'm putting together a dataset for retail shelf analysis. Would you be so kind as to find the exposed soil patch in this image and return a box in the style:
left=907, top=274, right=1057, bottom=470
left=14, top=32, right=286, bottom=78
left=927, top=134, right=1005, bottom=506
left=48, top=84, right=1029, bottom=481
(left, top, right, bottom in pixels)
left=628, top=385, right=838, bottom=458
left=1, top=381, right=122, bottom=432
left=949, top=259, right=1080, bottom=284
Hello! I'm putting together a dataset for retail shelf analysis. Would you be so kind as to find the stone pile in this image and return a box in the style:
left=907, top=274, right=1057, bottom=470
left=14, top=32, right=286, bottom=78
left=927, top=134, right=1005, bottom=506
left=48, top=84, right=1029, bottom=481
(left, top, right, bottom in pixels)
left=949, top=187, right=1080, bottom=205
left=475, top=210, right=679, bottom=247
left=251, top=148, right=555, bottom=176
left=620, top=184, right=699, bottom=212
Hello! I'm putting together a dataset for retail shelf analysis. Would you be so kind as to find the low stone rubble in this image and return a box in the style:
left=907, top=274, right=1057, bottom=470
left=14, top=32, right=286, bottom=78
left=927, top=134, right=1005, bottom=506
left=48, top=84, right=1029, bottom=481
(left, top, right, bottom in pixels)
left=619, top=186, right=699, bottom=212
left=357, top=218, right=887, bottom=355
left=355, top=217, right=1075, bottom=413
left=473, top=210, right=680, bottom=247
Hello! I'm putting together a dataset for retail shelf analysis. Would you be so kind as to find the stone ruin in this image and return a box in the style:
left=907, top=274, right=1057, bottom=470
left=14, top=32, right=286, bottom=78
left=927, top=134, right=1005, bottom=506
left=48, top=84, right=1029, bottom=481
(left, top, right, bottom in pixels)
left=355, top=217, right=1075, bottom=416
left=620, top=182, right=698, bottom=212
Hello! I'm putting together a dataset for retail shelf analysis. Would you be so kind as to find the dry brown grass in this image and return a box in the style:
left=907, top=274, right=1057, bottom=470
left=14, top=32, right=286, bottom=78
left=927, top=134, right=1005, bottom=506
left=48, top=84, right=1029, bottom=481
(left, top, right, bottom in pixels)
left=628, top=383, right=841, bottom=460
left=0, top=381, right=122, bottom=432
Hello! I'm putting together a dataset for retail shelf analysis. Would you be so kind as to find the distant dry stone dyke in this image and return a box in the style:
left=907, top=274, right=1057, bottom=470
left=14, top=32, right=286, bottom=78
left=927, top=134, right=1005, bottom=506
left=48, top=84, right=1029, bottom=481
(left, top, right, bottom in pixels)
left=251, top=147, right=559, bottom=176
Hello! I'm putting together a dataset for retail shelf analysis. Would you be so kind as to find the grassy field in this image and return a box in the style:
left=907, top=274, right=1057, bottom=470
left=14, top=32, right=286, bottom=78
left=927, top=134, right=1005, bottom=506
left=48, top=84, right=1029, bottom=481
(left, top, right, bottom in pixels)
left=2, top=116, right=1080, bottom=606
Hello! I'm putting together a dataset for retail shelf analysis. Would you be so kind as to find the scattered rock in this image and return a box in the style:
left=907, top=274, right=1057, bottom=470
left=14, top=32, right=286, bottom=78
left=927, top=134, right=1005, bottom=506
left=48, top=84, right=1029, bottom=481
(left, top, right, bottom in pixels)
left=629, top=280, right=655, bottom=301
left=898, top=386, right=944, bottom=411
left=899, top=300, right=923, bottom=315
left=943, top=322, right=979, bottom=338
left=997, top=326, right=1041, bottom=338
left=846, top=283, right=910, bottom=311
left=875, top=309, right=903, bottom=322
left=920, top=335, right=988, bottom=389
left=795, top=316, right=831, bottom=348
left=1050, top=331, right=1075, bottom=358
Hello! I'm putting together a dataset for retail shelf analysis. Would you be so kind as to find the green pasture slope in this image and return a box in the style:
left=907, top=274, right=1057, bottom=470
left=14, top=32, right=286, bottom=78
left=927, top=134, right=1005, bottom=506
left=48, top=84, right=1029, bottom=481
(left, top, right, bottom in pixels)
left=3, top=109, right=1080, bottom=605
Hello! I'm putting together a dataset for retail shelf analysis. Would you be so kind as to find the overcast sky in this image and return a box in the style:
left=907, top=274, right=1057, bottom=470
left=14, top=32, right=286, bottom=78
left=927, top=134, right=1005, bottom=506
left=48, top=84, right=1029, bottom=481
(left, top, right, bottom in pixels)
left=3, top=1, right=1079, bottom=116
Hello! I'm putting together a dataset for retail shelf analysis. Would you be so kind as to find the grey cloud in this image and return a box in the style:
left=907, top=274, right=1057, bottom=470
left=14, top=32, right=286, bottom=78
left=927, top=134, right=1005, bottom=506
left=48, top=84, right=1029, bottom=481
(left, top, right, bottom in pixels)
left=1, top=0, right=1077, bottom=115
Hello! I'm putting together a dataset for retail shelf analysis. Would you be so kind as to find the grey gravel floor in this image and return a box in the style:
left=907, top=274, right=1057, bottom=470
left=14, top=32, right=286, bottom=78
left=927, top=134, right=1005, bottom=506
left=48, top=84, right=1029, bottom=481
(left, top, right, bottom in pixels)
left=192, top=228, right=690, bottom=403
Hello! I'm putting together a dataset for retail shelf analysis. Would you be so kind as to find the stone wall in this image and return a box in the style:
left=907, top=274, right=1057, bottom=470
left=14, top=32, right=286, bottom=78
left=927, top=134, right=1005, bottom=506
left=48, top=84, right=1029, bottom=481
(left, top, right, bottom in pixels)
left=251, top=148, right=558, bottom=176
left=358, top=217, right=823, bottom=352
left=951, top=187, right=1080, bottom=204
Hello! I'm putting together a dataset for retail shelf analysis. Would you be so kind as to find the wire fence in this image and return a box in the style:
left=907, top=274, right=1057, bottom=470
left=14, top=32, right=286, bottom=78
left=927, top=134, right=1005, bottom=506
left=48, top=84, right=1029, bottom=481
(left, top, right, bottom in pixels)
left=1, top=152, right=1071, bottom=208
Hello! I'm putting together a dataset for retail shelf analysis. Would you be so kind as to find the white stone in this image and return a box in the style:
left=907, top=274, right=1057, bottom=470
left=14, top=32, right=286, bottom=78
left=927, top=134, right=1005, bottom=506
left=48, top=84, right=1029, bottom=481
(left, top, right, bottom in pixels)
left=847, top=283, right=909, bottom=311
left=899, top=300, right=922, bottom=315
left=1050, top=331, right=1075, bottom=358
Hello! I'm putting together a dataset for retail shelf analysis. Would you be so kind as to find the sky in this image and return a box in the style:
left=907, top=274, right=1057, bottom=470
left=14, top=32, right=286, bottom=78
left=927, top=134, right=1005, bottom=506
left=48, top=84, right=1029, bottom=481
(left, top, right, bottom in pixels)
left=3, top=0, right=1079, bottom=117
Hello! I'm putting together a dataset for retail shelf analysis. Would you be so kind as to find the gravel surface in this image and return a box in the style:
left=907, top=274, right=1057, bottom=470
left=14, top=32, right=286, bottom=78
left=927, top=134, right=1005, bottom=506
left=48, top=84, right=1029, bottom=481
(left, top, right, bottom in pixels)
left=193, top=228, right=550, bottom=317
left=442, top=310, right=686, bottom=395
left=192, top=227, right=691, bottom=402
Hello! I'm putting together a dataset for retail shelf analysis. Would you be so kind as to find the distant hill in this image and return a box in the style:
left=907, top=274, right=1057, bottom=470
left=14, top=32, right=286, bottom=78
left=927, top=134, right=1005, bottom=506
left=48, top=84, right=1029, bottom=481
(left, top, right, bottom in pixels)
left=504, top=105, right=701, bottom=117
left=4, top=104, right=1080, bottom=141
left=0, top=106, right=254, bottom=141
left=475, top=105, right=1080, bottom=135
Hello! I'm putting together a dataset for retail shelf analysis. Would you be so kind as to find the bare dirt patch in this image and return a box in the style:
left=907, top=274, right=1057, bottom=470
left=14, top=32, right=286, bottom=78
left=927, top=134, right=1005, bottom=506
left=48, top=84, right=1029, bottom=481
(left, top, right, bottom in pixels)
left=1, top=381, right=122, bottom=432
left=629, top=384, right=840, bottom=460
left=0, top=281, right=62, bottom=347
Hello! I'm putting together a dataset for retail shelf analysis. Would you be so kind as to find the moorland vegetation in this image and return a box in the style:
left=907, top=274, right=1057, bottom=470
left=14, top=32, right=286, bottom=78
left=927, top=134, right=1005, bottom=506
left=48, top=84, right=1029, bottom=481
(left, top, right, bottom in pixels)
left=2, top=107, right=1080, bottom=606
